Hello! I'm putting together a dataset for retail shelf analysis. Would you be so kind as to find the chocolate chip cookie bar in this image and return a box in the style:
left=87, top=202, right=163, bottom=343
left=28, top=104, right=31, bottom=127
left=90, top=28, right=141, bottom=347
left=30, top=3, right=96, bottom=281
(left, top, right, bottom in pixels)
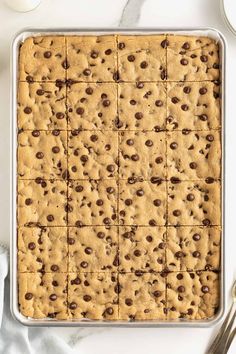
left=17, top=33, right=222, bottom=322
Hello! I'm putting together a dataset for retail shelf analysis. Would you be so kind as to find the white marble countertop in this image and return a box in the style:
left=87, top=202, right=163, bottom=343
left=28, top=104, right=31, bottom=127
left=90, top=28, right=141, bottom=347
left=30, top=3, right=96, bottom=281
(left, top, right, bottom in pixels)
left=0, top=0, right=236, bottom=352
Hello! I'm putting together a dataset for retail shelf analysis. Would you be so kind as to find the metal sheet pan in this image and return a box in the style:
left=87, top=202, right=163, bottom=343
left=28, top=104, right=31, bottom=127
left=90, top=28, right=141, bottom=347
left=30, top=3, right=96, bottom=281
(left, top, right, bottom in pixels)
left=10, top=27, right=226, bottom=327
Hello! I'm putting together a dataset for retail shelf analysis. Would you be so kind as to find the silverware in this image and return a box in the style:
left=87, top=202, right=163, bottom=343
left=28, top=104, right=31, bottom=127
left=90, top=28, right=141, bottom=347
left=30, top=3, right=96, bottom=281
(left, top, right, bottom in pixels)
left=207, top=281, right=236, bottom=354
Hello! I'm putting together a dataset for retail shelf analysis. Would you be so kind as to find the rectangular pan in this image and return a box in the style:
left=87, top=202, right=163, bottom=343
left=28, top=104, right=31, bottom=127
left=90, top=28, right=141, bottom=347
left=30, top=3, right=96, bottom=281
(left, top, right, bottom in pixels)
left=11, top=28, right=226, bottom=327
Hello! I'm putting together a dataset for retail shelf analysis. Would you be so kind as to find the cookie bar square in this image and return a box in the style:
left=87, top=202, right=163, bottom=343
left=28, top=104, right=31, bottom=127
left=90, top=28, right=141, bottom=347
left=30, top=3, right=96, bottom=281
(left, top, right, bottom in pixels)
left=167, top=180, right=221, bottom=226
left=18, top=130, right=67, bottom=179
left=17, top=82, right=67, bottom=130
left=68, top=226, right=119, bottom=272
left=119, top=131, right=166, bottom=179
left=68, top=180, right=118, bottom=226
left=166, top=226, right=221, bottom=271
left=119, top=226, right=166, bottom=272
left=167, top=130, right=221, bottom=180
left=17, top=179, right=67, bottom=226
left=166, top=81, right=220, bottom=131
left=18, top=272, right=68, bottom=319
left=68, top=272, right=118, bottom=320
left=166, top=271, right=220, bottom=320
left=119, top=179, right=167, bottom=226
left=19, top=36, right=66, bottom=82
left=118, top=272, right=166, bottom=320
left=117, top=35, right=167, bottom=81
left=118, top=82, right=166, bottom=131
left=67, top=35, right=117, bottom=82
left=166, top=35, right=220, bottom=81
left=67, top=82, right=117, bottom=130
left=68, top=130, right=118, bottom=179
left=17, top=227, right=68, bottom=273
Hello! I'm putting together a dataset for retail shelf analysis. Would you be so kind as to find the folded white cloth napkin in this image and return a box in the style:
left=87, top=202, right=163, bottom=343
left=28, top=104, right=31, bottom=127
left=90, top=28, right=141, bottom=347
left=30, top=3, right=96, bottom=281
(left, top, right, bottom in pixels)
left=0, top=246, right=76, bottom=354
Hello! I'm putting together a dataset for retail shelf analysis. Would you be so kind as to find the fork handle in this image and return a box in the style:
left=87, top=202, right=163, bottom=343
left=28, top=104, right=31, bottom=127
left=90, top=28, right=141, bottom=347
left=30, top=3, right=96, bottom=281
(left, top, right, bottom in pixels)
left=224, top=327, right=236, bottom=353
left=210, top=304, right=236, bottom=354
left=207, top=302, right=236, bottom=354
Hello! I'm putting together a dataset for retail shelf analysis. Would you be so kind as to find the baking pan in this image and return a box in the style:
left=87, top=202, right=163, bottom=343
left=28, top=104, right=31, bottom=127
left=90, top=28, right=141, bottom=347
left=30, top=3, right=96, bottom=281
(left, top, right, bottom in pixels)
left=10, top=28, right=226, bottom=327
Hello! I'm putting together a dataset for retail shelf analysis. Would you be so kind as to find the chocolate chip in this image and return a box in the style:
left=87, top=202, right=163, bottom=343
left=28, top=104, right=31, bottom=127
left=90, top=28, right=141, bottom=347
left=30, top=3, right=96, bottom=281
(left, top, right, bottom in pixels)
left=24, top=107, right=32, bottom=114
left=135, top=112, right=143, bottom=120
left=189, top=162, right=197, bottom=169
left=97, top=231, right=105, bottom=239
left=131, top=154, right=139, bottom=161
left=206, top=134, right=214, bottom=142
left=56, top=112, right=65, bottom=120
left=105, top=49, right=112, bottom=55
left=103, top=99, right=110, bottom=107
left=52, top=280, right=58, bottom=287
left=81, top=261, right=88, bottom=268
left=175, top=251, right=184, bottom=258
left=155, top=100, right=163, bottom=107
left=146, top=235, right=153, bottom=242
left=171, top=97, right=179, bottom=104
left=140, top=61, right=148, bottom=69
left=91, top=51, right=98, bottom=59
left=69, top=302, right=77, bottom=310
left=180, top=58, right=188, bottom=65
left=201, top=286, right=209, bottom=293
left=161, top=39, right=169, bottom=48
left=80, top=155, right=88, bottom=163
left=49, top=294, right=57, bottom=301
left=28, top=242, right=36, bottom=250
left=106, top=187, right=115, bottom=194
left=202, top=219, right=211, bottom=226
left=103, top=217, right=111, bottom=225
left=199, top=87, right=207, bottom=95
left=51, top=264, right=59, bottom=272
left=96, top=199, right=103, bottom=206
left=31, top=130, right=40, bottom=138
left=85, top=247, right=93, bottom=255
left=107, top=164, right=115, bottom=172
left=193, top=233, right=201, bottom=241
left=118, top=42, right=125, bottom=50
left=76, top=107, right=84, bottom=115
left=86, top=87, right=93, bottom=95
left=205, top=177, right=214, bottom=184
left=145, top=139, right=153, bottom=147
left=183, top=86, right=191, bottom=94
left=161, top=69, right=167, bottom=80
left=52, top=146, right=60, bottom=154
left=62, top=59, right=69, bottom=69
left=149, top=219, right=157, bottom=226
left=106, top=307, right=114, bottom=315
left=127, top=55, right=135, bottom=62
left=155, top=156, right=163, bottom=164
left=150, top=176, right=162, bottom=185
left=36, top=151, right=44, bottom=159
left=75, top=185, right=83, bottom=192
left=187, top=193, right=195, bottom=201
left=170, top=142, right=178, bottom=150
left=83, top=295, right=92, bottom=302
left=199, top=114, right=208, bottom=121
left=177, top=273, right=183, bottom=280
left=25, top=293, right=33, bottom=300
left=68, top=237, right=75, bottom=245
left=181, top=104, right=189, bottom=111
left=153, top=199, right=161, bottom=207
left=125, top=298, right=133, bottom=306
left=44, top=51, right=52, bottom=58
left=177, top=286, right=185, bottom=293
left=136, top=189, right=144, bottom=197
left=25, top=198, right=33, bottom=206
left=126, top=139, right=134, bottom=146
left=36, top=89, right=44, bottom=96
left=83, top=68, right=91, bottom=76
left=125, top=199, right=132, bottom=206
left=153, top=290, right=161, bottom=297
left=136, top=82, right=144, bottom=89
left=200, top=55, right=208, bottom=62
left=26, top=75, right=34, bottom=83
left=182, top=42, right=190, bottom=50
left=193, top=251, right=201, bottom=258
left=173, top=209, right=181, bottom=216
left=130, top=99, right=136, bottom=105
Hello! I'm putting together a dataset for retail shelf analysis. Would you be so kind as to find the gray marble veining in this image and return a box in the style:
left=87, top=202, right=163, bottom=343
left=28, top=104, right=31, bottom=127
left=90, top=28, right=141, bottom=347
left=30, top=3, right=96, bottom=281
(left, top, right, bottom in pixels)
left=119, top=0, right=146, bottom=27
